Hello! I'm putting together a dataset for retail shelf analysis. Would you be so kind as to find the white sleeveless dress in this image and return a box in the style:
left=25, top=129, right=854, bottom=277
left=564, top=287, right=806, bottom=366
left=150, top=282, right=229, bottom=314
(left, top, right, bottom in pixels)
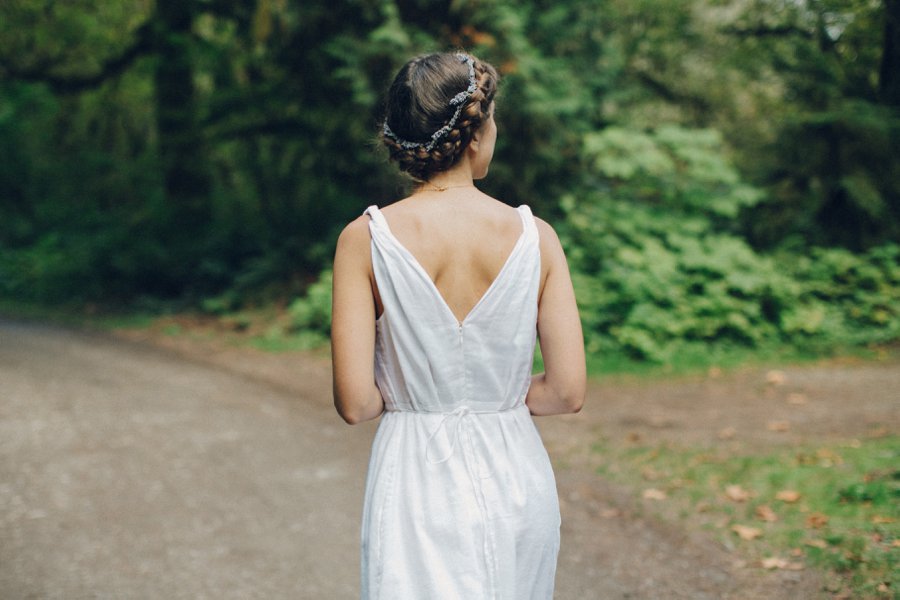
left=359, top=204, right=561, bottom=600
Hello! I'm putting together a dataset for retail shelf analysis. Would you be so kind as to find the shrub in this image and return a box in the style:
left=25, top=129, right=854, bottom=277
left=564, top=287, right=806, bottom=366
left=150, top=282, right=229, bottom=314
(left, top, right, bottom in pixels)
left=564, top=125, right=900, bottom=362
left=288, top=270, right=333, bottom=344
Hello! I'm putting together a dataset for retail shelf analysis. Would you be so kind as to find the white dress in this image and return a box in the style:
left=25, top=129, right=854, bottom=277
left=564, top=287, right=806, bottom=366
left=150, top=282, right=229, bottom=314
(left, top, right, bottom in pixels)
left=359, top=204, right=561, bottom=600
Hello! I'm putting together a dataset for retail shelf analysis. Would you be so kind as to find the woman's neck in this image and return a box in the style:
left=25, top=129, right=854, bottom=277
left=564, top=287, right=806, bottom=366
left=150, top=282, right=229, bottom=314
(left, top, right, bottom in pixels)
left=417, top=159, right=476, bottom=193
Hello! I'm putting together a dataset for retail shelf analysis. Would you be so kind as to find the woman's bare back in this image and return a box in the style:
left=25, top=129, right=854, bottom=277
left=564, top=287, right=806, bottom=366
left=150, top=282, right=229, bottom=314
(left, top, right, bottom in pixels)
left=377, top=190, right=527, bottom=324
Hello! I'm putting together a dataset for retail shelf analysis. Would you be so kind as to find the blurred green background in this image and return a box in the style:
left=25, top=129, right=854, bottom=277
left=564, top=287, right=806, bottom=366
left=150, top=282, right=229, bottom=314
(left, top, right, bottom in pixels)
left=1, top=0, right=898, bottom=367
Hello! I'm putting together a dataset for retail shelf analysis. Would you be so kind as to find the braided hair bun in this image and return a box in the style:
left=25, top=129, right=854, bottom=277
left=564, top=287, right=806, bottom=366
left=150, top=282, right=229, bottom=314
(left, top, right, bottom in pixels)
left=381, top=53, right=499, bottom=181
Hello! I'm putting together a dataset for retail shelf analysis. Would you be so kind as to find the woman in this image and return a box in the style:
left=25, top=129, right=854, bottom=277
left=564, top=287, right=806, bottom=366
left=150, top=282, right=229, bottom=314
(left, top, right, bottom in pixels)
left=331, top=52, right=586, bottom=599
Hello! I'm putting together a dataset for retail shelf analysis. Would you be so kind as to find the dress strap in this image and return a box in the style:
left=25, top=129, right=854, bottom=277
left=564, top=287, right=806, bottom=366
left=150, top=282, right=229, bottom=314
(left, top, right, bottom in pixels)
left=516, top=204, right=538, bottom=241
left=364, top=205, right=390, bottom=231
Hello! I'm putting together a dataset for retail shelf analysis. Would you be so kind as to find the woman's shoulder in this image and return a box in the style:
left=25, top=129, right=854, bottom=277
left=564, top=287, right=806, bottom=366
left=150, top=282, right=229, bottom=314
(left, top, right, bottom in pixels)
left=335, top=214, right=373, bottom=256
left=531, top=214, right=559, bottom=243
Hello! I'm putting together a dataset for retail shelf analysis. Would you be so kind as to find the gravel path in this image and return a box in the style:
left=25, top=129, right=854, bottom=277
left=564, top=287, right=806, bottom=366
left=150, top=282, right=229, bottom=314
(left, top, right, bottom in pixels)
left=3, top=318, right=895, bottom=598
left=1, top=320, right=371, bottom=598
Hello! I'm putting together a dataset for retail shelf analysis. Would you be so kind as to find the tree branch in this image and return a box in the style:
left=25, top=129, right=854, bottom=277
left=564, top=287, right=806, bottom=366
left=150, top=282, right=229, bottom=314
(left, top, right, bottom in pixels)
left=206, top=118, right=314, bottom=141
left=193, top=0, right=252, bottom=24
left=721, top=24, right=814, bottom=39
left=0, top=22, right=154, bottom=95
left=633, top=71, right=713, bottom=113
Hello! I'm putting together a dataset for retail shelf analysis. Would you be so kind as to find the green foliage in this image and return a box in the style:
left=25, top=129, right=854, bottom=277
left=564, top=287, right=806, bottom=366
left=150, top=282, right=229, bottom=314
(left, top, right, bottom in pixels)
left=724, top=0, right=900, bottom=250
left=287, top=270, right=333, bottom=345
left=781, top=245, right=900, bottom=348
left=566, top=201, right=785, bottom=361
left=0, top=0, right=398, bottom=301
left=584, top=125, right=764, bottom=218
left=838, top=475, right=900, bottom=506
left=566, top=125, right=774, bottom=361
left=749, top=101, right=900, bottom=251
left=1, top=0, right=899, bottom=367
left=564, top=125, right=900, bottom=362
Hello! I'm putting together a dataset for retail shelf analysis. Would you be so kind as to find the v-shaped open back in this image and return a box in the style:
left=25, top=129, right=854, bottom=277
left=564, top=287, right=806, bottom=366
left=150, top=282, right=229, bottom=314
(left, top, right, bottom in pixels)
left=363, top=203, right=540, bottom=413
left=365, top=204, right=530, bottom=326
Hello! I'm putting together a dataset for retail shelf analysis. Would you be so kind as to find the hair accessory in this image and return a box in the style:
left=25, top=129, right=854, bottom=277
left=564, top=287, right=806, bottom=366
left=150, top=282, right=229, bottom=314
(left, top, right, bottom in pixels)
left=383, top=54, right=478, bottom=152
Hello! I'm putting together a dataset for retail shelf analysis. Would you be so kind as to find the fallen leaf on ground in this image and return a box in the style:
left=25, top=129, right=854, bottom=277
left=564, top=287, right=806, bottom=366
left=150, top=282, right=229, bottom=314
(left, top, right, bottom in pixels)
left=816, top=448, right=842, bottom=465
left=787, top=392, right=808, bottom=405
left=872, top=515, right=895, bottom=524
left=760, top=557, right=805, bottom=570
left=765, top=370, right=787, bottom=385
left=641, top=466, right=660, bottom=481
left=755, top=504, right=778, bottom=522
left=725, top=484, right=752, bottom=502
left=732, top=524, right=762, bottom=540
left=717, top=426, right=737, bottom=440
left=892, top=540, right=900, bottom=548
left=642, top=488, right=667, bottom=501
left=806, top=512, right=829, bottom=529
left=805, top=539, right=828, bottom=549
left=868, top=426, right=889, bottom=438
left=776, top=489, right=801, bottom=503
left=767, top=420, right=791, bottom=432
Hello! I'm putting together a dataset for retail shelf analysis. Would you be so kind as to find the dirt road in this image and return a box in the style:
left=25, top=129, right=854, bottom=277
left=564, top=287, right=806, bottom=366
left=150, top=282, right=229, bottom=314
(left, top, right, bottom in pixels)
left=2, top=318, right=896, bottom=598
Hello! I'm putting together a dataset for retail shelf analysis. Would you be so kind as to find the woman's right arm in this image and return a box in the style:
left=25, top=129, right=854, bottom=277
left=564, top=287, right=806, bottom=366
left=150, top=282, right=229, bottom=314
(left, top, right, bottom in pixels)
left=331, top=216, right=385, bottom=424
left=525, top=218, right=586, bottom=416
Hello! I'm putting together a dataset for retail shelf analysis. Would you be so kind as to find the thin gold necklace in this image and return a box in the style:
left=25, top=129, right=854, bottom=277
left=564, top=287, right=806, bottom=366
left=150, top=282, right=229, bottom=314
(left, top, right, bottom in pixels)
left=419, top=182, right=475, bottom=192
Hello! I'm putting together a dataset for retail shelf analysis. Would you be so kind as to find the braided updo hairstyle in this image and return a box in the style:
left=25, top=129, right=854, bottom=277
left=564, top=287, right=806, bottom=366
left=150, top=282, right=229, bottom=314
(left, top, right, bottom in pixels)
left=381, top=53, right=499, bottom=182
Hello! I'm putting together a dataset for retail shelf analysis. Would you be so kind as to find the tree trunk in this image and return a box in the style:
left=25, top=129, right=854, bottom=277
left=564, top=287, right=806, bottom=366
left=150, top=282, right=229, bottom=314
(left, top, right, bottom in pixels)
left=881, top=0, right=900, bottom=106
left=154, top=0, right=211, bottom=231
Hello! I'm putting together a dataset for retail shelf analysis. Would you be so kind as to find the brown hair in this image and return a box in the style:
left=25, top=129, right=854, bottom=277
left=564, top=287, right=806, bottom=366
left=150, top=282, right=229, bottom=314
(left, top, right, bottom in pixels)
left=381, top=53, right=498, bottom=181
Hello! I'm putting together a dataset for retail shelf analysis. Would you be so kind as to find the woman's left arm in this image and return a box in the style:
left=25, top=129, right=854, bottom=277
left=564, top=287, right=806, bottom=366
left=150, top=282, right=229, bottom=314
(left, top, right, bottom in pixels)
left=331, top=215, right=384, bottom=424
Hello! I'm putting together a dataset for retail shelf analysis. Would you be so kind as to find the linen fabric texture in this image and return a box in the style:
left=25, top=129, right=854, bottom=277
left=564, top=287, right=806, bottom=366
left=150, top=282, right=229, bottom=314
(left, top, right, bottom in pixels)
left=359, top=204, right=561, bottom=600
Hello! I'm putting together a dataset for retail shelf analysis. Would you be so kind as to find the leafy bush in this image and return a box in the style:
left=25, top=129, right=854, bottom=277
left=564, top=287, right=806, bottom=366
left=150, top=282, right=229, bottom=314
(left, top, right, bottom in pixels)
left=781, top=245, right=900, bottom=348
left=564, top=125, right=900, bottom=362
left=287, top=270, right=333, bottom=345
left=564, top=196, right=793, bottom=361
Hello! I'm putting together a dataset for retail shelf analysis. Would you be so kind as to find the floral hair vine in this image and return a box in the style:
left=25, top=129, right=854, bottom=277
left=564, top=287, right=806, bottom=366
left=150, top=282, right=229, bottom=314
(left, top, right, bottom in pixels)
left=383, top=53, right=478, bottom=152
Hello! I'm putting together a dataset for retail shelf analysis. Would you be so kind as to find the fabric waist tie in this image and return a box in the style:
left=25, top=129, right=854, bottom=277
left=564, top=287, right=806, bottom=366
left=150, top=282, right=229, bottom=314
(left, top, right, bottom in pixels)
left=387, top=403, right=522, bottom=466
left=425, top=406, right=472, bottom=465
left=408, top=403, right=525, bottom=600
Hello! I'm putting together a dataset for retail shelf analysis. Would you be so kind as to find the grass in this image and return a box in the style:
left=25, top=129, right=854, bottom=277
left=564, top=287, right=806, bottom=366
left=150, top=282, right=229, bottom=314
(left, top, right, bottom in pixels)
left=0, top=298, right=159, bottom=329
left=582, top=341, right=897, bottom=380
left=594, top=436, right=900, bottom=597
left=0, top=298, right=324, bottom=352
left=249, top=330, right=330, bottom=353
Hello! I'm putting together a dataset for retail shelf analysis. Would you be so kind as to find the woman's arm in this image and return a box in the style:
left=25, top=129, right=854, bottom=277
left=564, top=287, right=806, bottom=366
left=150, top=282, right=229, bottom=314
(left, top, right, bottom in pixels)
left=331, top=215, right=385, bottom=424
left=525, top=218, right=586, bottom=416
